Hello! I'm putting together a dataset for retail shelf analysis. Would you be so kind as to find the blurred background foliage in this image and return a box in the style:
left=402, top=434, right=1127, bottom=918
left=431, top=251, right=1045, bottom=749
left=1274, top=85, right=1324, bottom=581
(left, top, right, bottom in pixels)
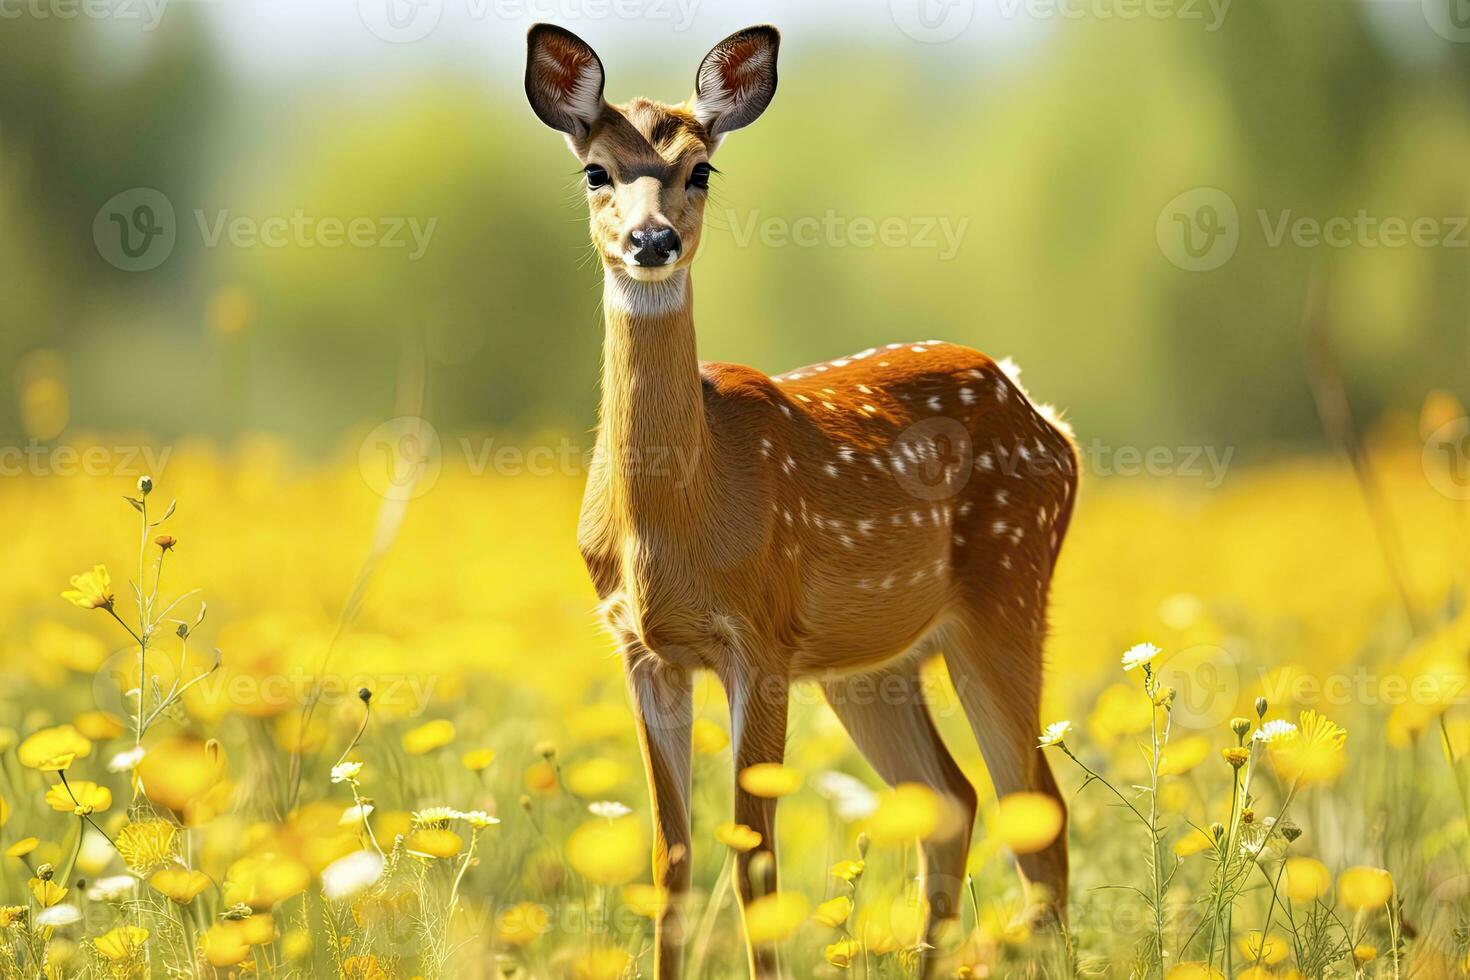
left=2, top=0, right=1468, bottom=454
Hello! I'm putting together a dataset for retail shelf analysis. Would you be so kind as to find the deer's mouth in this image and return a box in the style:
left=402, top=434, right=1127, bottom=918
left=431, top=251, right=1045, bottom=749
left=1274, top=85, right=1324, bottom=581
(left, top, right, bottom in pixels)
left=618, top=254, right=682, bottom=282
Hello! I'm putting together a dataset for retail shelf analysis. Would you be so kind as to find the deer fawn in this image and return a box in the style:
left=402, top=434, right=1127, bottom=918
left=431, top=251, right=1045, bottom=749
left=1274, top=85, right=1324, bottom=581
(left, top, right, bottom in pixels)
left=525, top=23, right=1076, bottom=978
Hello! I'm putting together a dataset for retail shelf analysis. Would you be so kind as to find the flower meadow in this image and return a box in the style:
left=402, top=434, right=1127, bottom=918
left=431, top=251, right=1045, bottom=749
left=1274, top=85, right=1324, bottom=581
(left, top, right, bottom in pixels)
left=1, top=411, right=1469, bottom=978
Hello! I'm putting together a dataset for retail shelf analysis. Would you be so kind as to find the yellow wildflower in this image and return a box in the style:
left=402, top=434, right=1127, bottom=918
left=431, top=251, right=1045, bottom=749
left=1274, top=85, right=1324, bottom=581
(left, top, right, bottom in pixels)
left=29, top=877, right=66, bottom=907
left=402, top=719, right=455, bottom=755
left=115, top=821, right=180, bottom=872
left=17, top=725, right=92, bottom=771
left=61, top=565, right=113, bottom=610
left=990, top=792, right=1064, bottom=854
left=92, top=926, right=148, bottom=961
left=406, top=829, right=463, bottom=859
left=738, top=763, right=803, bottom=798
left=1284, top=857, right=1332, bottom=902
left=811, top=895, right=852, bottom=927
left=1338, top=866, right=1394, bottom=910
left=461, top=748, right=496, bottom=771
left=825, top=939, right=860, bottom=968
left=742, top=892, right=810, bottom=944
left=44, top=780, right=112, bottom=815
left=565, top=818, right=643, bottom=884
left=496, top=901, right=549, bottom=946
left=715, top=822, right=763, bottom=852
left=150, top=868, right=212, bottom=904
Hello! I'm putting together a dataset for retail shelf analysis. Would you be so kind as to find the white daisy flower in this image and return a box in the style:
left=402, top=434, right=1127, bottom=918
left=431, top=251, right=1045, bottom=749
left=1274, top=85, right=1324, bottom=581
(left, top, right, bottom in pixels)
left=108, top=746, right=146, bottom=773
left=1253, top=720, right=1298, bottom=744
left=330, top=761, right=363, bottom=783
left=1121, top=643, right=1162, bottom=671
left=412, top=806, right=458, bottom=827
left=588, top=801, right=632, bottom=820
left=34, top=905, right=81, bottom=927
left=458, top=810, right=501, bottom=829
left=321, top=850, right=384, bottom=901
left=339, top=802, right=374, bottom=826
left=86, top=875, right=137, bottom=902
left=1038, top=720, right=1073, bottom=748
left=812, top=771, right=879, bottom=822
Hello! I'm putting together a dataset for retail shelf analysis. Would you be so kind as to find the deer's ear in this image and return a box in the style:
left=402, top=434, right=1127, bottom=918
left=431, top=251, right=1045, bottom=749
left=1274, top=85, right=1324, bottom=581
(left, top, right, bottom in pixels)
left=693, top=26, right=779, bottom=140
left=525, top=23, right=605, bottom=140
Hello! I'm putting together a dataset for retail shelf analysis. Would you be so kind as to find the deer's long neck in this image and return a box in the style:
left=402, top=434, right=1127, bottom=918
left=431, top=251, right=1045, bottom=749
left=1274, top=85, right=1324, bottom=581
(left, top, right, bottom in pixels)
left=597, top=269, right=709, bottom=524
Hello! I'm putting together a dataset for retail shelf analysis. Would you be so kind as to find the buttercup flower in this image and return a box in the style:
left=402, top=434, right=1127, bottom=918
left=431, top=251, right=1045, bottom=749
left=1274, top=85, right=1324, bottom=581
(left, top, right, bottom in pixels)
left=45, top=780, right=112, bottom=815
left=29, top=877, right=66, bottom=908
left=114, top=820, right=180, bottom=872
left=714, top=822, right=763, bottom=852
left=61, top=565, right=113, bottom=610
left=1270, top=709, right=1347, bottom=783
left=93, top=925, right=149, bottom=961
left=1121, top=642, right=1162, bottom=671
left=812, top=895, right=852, bottom=927
left=407, top=829, right=463, bottom=859
left=402, top=720, right=455, bottom=755
left=150, top=868, right=212, bottom=904
left=461, top=748, right=496, bottom=771
left=5, top=838, right=37, bottom=859
left=1338, top=866, right=1394, bottom=910
left=18, top=725, right=93, bottom=771
left=825, top=939, right=860, bottom=968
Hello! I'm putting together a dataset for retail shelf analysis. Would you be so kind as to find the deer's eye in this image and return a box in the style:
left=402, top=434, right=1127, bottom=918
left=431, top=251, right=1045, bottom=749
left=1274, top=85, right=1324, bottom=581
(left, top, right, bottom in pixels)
left=585, top=165, right=611, bottom=190
left=688, top=162, right=712, bottom=190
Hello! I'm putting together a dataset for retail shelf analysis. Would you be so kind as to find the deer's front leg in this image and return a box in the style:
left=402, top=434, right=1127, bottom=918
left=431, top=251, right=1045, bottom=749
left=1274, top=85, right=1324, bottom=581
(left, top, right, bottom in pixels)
left=624, top=650, right=693, bottom=980
left=722, top=662, right=790, bottom=979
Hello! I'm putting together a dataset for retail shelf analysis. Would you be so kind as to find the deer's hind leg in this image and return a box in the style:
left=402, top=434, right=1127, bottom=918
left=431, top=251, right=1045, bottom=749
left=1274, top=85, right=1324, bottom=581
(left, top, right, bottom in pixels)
left=939, top=610, right=1069, bottom=911
left=821, top=660, right=977, bottom=974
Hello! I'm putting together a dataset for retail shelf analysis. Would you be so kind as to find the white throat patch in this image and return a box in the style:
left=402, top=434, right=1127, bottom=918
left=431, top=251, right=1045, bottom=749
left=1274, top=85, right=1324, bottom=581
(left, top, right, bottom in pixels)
left=603, top=269, right=690, bottom=318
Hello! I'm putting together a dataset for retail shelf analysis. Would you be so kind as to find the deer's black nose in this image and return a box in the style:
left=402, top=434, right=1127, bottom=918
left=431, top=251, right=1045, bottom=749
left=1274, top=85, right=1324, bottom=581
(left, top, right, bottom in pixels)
left=628, top=226, right=681, bottom=266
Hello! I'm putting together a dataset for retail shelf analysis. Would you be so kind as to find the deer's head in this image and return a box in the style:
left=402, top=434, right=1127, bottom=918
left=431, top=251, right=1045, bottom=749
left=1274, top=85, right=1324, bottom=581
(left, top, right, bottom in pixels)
left=526, top=23, right=779, bottom=283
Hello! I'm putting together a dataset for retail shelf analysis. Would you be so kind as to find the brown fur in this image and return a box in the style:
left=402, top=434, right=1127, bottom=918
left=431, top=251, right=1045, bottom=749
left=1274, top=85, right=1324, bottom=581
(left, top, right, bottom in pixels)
left=528, top=24, right=1075, bottom=979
